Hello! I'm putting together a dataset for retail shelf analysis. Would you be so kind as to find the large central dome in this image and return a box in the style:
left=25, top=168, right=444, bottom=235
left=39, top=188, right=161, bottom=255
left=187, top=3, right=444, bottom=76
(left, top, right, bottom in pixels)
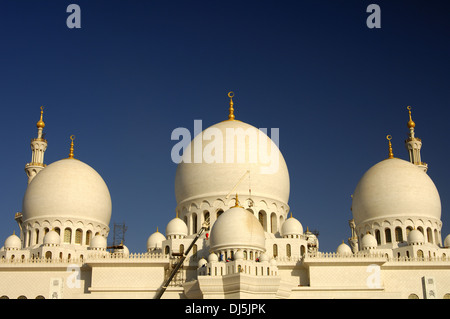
left=174, top=119, right=290, bottom=205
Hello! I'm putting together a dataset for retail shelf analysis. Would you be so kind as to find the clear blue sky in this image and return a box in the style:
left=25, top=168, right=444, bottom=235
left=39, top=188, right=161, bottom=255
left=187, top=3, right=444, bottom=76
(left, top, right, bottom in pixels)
left=0, top=1, right=449, bottom=253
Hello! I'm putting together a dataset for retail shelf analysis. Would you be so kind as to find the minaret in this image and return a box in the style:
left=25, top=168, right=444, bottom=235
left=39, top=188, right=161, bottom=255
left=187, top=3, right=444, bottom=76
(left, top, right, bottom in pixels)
left=25, top=106, right=48, bottom=184
left=404, top=106, right=428, bottom=172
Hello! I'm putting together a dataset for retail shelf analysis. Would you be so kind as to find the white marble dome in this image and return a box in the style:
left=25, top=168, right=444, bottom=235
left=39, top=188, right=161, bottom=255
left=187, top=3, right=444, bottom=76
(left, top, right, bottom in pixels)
left=166, top=217, right=188, bottom=238
left=90, top=234, right=107, bottom=250
left=209, top=205, right=266, bottom=252
left=336, top=241, right=352, bottom=255
left=174, top=119, right=290, bottom=205
left=407, top=229, right=424, bottom=245
left=351, top=158, right=441, bottom=226
left=43, top=230, right=60, bottom=246
left=444, top=234, right=450, bottom=248
left=281, top=216, right=303, bottom=237
left=361, top=233, right=378, bottom=250
left=4, top=233, right=21, bottom=250
left=147, top=230, right=166, bottom=250
left=22, top=158, right=112, bottom=227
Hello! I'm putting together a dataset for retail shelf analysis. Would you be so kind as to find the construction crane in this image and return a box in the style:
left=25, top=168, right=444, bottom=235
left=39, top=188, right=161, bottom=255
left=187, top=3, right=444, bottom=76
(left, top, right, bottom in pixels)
left=225, top=170, right=253, bottom=206
left=153, top=217, right=210, bottom=299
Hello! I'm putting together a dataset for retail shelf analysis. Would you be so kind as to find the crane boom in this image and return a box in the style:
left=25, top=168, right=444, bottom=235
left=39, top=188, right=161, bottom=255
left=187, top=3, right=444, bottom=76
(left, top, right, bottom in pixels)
left=153, top=218, right=209, bottom=299
left=225, top=170, right=250, bottom=199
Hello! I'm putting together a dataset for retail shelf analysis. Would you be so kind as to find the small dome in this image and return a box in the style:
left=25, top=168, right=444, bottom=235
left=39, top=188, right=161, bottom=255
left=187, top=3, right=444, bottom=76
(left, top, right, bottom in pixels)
left=147, top=230, right=166, bottom=250
left=259, top=252, right=269, bottom=262
left=90, top=234, right=107, bottom=250
left=361, top=233, right=377, bottom=250
left=444, top=234, right=450, bottom=248
left=208, top=253, right=219, bottom=263
left=234, top=250, right=244, bottom=261
left=4, top=233, right=21, bottom=250
left=114, top=245, right=129, bottom=256
left=43, top=230, right=60, bottom=246
left=209, top=206, right=265, bottom=252
left=336, top=241, right=352, bottom=255
left=198, top=258, right=207, bottom=268
left=407, top=229, right=424, bottom=245
left=281, top=216, right=303, bottom=237
left=166, top=217, right=188, bottom=238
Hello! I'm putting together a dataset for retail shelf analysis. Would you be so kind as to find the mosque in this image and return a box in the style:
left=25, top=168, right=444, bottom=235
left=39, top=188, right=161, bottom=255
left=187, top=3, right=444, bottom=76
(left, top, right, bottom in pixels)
left=0, top=95, right=449, bottom=299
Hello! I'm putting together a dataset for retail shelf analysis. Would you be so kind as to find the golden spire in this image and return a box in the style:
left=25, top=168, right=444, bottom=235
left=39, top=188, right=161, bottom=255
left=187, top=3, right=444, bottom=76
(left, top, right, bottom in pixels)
left=407, top=106, right=415, bottom=129
left=36, top=106, right=45, bottom=129
left=227, top=91, right=235, bottom=121
left=387, top=135, right=394, bottom=159
left=232, top=193, right=242, bottom=208
left=68, top=135, right=75, bottom=159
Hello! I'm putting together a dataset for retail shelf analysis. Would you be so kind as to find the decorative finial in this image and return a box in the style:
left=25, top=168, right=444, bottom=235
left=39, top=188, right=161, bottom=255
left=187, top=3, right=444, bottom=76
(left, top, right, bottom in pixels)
left=228, top=91, right=235, bottom=121
left=407, top=106, right=415, bottom=129
left=36, top=106, right=45, bottom=129
left=233, top=193, right=242, bottom=208
left=386, top=135, right=394, bottom=159
left=290, top=211, right=293, bottom=219
left=68, top=135, right=75, bottom=159
left=156, top=226, right=159, bottom=233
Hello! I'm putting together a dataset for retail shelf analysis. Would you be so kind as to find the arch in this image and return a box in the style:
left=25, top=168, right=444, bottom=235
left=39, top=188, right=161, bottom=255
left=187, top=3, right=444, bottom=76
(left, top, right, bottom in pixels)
left=286, top=244, right=291, bottom=257
left=192, top=213, right=198, bottom=234
left=258, top=210, right=267, bottom=231
left=395, top=227, right=403, bottom=242
left=375, top=229, right=381, bottom=245
left=426, top=228, right=433, bottom=243
left=270, top=213, right=277, bottom=234
left=45, top=251, right=52, bottom=259
left=75, top=229, right=82, bottom=245
left=63, top=228, right=72, bottom=244
left=385, top=228, right=392, bottom=243
left=216, top=209, right=224, bottom=219
left=273, top=244, right=278, bottom=258
left=85, top=230, right=92, bottom=246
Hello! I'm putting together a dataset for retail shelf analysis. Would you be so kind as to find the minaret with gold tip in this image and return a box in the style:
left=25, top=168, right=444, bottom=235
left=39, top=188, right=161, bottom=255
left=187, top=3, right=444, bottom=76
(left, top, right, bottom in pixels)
left=404, top=106, right=428, bottom=172
left=25, top=106, right=48, bottom=184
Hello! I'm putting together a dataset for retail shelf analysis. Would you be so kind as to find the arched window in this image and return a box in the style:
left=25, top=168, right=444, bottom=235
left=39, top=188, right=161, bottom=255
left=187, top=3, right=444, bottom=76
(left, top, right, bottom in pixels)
left=417, top=250, right=424, bottom=258
left=286, top=244, right=291, bottom=257
left=270, top=213, right=277, bottom=234
left=427, top=228, right=433, bottom=243
left=300, top=245, right=306, bottom=256
left=85, top=231, right=92, bottom=246
left=54, top=227, right=60, bottom=235
left=75, top=229, right=82, bottom=245
left=35, top=229, right=39, bottom=245
left=385, top=228, right=392, bottom=243
left=395, top=227, right=403, bottom=242
left=164, top=246, right=170, bottom=255
left=216, top=209, right=223, bottom=219
left=45, top=251, right=52, bottom=259
left=273, top=244, right=278, bottom=258
left=179, top=244, right=184, bottom=254
left=192, top=213, right=198, bottom=234
left=64, top=228, right=72, bottom=244
left=375, top=230, right=381, bottom=245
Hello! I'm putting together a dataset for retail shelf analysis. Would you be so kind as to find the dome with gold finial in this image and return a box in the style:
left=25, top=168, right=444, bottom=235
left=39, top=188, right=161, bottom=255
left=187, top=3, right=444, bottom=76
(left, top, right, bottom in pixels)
left=209, top=195, right=266, bottom=253
left=22, top=136, right=112, bottom=232
left=174, top=92, right=290, bottom=208
left=351, top=135, right=441, bottom=229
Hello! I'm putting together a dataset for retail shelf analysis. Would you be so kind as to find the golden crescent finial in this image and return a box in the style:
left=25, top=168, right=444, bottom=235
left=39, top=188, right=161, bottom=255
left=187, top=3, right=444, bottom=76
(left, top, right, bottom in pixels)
left=36, top=106, right=45, bottom=129
left=407, top=105, right=415, bottom=129
left=232, top=193, right=242, bottom=208
left=227, top=91, right=235, bottom=121
left=68, top=135, right=75, bottom=159
left=386, top=135, right=394, bottom=159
